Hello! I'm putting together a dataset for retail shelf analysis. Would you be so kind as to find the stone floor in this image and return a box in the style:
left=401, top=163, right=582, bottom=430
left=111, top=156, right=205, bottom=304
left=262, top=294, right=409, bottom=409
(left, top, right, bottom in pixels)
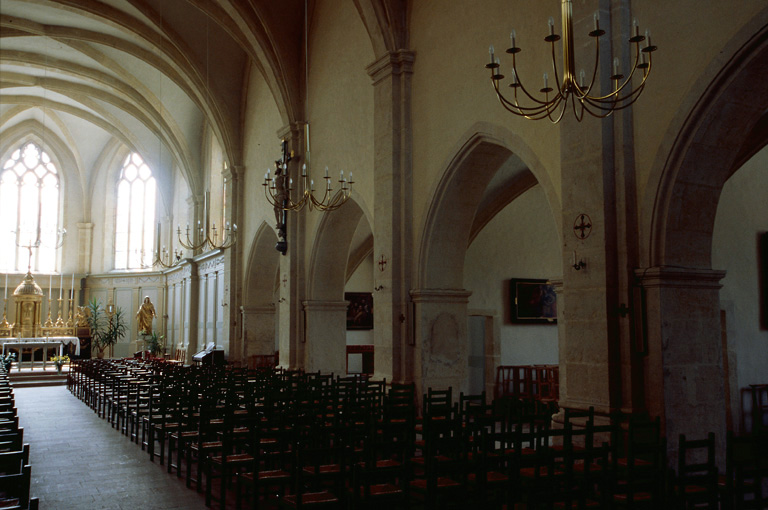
left=13, top=385, right=211, bottom=510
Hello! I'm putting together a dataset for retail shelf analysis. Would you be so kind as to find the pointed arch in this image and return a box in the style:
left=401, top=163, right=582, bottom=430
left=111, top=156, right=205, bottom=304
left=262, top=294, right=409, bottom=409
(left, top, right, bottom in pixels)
left=418, top=122, right=561, bottom=290
left=646, top=11, right=768, bottom=268
left=244, top=222, right=281, bottom=305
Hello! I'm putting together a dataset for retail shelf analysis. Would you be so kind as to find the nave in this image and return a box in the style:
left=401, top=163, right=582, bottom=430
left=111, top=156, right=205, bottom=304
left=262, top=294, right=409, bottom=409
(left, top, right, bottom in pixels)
left=14, top=385, right=210, bottom=510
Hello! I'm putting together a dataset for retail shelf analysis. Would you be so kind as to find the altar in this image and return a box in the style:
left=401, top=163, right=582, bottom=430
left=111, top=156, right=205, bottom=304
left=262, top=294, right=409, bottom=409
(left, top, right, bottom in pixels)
left=1, top=336, right=79, bottom=370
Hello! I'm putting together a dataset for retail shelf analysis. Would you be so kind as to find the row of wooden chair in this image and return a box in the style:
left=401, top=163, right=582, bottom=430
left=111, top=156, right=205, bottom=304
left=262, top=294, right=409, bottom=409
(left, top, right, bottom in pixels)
left=67, top=359, right=767, bottom=509
left=0, top=363, right=39, bottom=510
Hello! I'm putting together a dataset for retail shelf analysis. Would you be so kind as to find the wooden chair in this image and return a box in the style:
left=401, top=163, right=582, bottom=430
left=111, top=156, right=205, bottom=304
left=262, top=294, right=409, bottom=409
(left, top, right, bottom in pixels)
left=0, top=444, right=29, bottom=476
left=409, top=404, right=467, bottom=510
left=611, top=416, right=666, bottom=509
left=676, top=432, right=718, bottom=509
left=0, top=463, right=35, bottom=510
left=351, top=457, right=409, bottom=509
left=719, top=431, right=768, bottom=510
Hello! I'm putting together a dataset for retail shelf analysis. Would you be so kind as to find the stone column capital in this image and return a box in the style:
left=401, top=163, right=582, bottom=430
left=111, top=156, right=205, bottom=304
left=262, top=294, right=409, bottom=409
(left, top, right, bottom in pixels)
left=240, top=304, right=276, bottom=315
left=635, top=266, right=726, bottom=289
left=410, top=288, right=472, bottom=304
left=366, top=50, right=416, bottom=84
left=302, top=300, right=349, bottom=313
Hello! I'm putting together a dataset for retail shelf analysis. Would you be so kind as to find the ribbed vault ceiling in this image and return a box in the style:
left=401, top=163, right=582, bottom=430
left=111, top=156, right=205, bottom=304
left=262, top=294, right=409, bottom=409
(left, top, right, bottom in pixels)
left=0, top=0, right=303, bottom=200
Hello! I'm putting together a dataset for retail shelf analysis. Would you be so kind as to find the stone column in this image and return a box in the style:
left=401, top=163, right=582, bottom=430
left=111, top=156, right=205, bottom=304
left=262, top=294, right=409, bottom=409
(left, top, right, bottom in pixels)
left=241, top=304, right=276, bottom=361
left=222, top=164, right=242, bottom=363
left=183, top=260, right=199, bottom=361
left=366, top=50, right=415, bottom=383
left=410, top=289, right=472, bottom=398
left=77, top=222, right=94, bottom=274
left=303, top=300, right=348, bottom=374
left=637, top=266, right=727, bottom=465
left=276, top=123, right=306, bottom=369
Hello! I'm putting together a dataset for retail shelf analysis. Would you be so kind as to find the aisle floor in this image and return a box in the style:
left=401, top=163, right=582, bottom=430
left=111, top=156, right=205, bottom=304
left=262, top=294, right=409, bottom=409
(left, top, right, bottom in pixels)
left=13, top=385, right=211, bottom=510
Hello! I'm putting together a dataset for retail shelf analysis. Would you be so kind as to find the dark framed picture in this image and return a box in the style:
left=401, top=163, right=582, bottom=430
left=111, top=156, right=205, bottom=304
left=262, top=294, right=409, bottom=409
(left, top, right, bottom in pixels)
left=345, top=292, right=373, bottom=330
left=510, top=278, right=557, bottom=324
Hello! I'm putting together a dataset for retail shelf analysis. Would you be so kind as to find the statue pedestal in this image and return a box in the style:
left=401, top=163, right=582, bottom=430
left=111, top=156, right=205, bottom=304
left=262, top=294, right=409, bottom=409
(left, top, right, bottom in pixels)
left=136, top=334, right=151, bottom=356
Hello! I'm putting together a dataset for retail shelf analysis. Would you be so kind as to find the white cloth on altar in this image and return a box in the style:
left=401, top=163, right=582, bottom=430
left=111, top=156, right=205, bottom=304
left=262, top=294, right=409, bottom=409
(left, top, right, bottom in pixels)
left=0, top=336, right=80, bottom=356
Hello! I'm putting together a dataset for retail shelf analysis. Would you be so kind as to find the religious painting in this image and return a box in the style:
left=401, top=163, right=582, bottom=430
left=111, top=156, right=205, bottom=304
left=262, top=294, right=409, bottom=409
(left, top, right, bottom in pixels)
left=346, top=292, right=373, bottom=330
left=509, top=278, right=557, bottom=324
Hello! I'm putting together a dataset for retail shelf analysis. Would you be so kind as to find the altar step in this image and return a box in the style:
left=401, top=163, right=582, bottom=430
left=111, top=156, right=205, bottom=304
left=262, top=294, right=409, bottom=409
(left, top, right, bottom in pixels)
left=8, top=367, right=68, bottom=388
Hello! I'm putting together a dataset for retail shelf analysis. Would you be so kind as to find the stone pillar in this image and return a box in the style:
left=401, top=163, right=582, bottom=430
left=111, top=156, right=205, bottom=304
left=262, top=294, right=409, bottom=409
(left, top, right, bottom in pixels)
left=366, top=50, right=415, bottom=383
left=410, top=289, right=472, bottom=398
left=241, top=304, right=276, bottom=361
left=223, top=164, right=242, bottom=363
left=77, top=222, right=94, bottom=274
left=183, top=260, right=199, bottom=361
left=637, top=266, right=727, bottom=465
left=276, top=123, right=306, bottom=370
left=303, top=300, right=348, bottom=374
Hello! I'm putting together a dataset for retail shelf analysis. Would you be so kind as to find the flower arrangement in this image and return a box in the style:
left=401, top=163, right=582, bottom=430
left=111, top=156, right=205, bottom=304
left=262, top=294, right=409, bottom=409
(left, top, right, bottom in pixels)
left=50, top=355, right=70, bottom=368
left=50, top=354, right=70, bottom=373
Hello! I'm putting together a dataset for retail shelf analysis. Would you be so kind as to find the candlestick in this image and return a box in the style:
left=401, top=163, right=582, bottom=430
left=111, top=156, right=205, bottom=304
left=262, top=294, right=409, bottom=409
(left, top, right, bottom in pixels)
left=4, top=273, right=6, bottom=300
left=59, top=273, right=63, bottom=299
left=49, top=275, right=52, bottom=298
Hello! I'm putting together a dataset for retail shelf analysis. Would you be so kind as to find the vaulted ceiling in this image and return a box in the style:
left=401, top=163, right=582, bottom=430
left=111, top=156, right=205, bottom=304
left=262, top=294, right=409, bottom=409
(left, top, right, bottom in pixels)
left=0, top=0, right=304, bottom=199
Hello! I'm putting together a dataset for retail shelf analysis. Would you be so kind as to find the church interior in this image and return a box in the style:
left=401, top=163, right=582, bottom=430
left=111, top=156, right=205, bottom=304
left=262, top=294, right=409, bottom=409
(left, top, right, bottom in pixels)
left=0, top=0, right=767, bottom=508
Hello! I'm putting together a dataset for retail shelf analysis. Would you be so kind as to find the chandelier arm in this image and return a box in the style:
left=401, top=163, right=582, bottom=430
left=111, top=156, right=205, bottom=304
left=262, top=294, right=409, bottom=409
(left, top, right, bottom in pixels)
left=573, top=35, right=602, bottom=99
left=546, top=94, right=569, bottom=123
left=505, top=66, right=562, bottom=107
left=578, top=96, right=619, bottom=118
left=585, top=72, right=648, bottom=109
left=549, top=40, right=565, bottom=100
left=525, top=95, right=566, bottom=121
left=584, top=44, right=649, bottom=102
left=572, top=93, right=586, bottom=122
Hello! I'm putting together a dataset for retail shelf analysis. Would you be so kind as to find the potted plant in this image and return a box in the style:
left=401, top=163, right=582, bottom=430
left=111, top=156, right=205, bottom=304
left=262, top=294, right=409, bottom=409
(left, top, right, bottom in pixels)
left=86, top=298, right=128, bottom=358
left=147, top=332, right=164, bottom=358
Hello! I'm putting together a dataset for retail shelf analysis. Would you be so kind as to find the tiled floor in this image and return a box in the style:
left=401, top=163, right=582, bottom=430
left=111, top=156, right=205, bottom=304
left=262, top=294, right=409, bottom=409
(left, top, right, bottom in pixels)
left=13, top=385, right=211, bottom=510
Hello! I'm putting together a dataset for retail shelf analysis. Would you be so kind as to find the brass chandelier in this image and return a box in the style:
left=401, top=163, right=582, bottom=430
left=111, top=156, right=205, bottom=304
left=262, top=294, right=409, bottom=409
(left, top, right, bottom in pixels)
left=486, top=0, right=657, bottom=122
left=262, top=0, right=352, bottom=215
left=262, top=132, right=353, bottom=213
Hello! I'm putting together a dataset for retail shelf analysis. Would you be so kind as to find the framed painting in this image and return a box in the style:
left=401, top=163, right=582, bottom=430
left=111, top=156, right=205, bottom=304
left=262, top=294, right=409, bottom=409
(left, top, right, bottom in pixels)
left=345, top=292, right=373, bottom=330
left=510, top=278, right=557, bottom=324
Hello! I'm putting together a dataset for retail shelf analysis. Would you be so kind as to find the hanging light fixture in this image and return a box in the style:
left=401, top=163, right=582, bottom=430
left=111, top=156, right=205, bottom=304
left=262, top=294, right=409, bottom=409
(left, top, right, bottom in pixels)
left=486, top=0, right=657, bottom=122
left=262, top=0, right=353, bottom=215
left=173, top=13, right=237, bottom=258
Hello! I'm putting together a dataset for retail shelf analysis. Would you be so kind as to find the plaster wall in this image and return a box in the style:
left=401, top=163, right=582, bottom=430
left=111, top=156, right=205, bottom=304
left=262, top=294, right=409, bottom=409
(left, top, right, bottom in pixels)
left=241, top=66, right=284, bottom=278
left=631, top=1, right=766, bottom=202
left=464, top=185, right=561, bottom=367
left=712, top=145, right=768, bottom=430
left=301, top=0, right=375, bottom=267
left=409, top=0, right=561, bottom=243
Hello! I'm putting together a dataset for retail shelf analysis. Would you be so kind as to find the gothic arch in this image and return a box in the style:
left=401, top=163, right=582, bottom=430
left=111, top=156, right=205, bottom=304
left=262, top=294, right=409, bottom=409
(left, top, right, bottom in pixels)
left=648, top=14, right=768, bottom=268
left=243, top=222, right=280, bottom=305
left=307, top=198, right=370, bottom=301
left=418, top=122, right=561, bottom=290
